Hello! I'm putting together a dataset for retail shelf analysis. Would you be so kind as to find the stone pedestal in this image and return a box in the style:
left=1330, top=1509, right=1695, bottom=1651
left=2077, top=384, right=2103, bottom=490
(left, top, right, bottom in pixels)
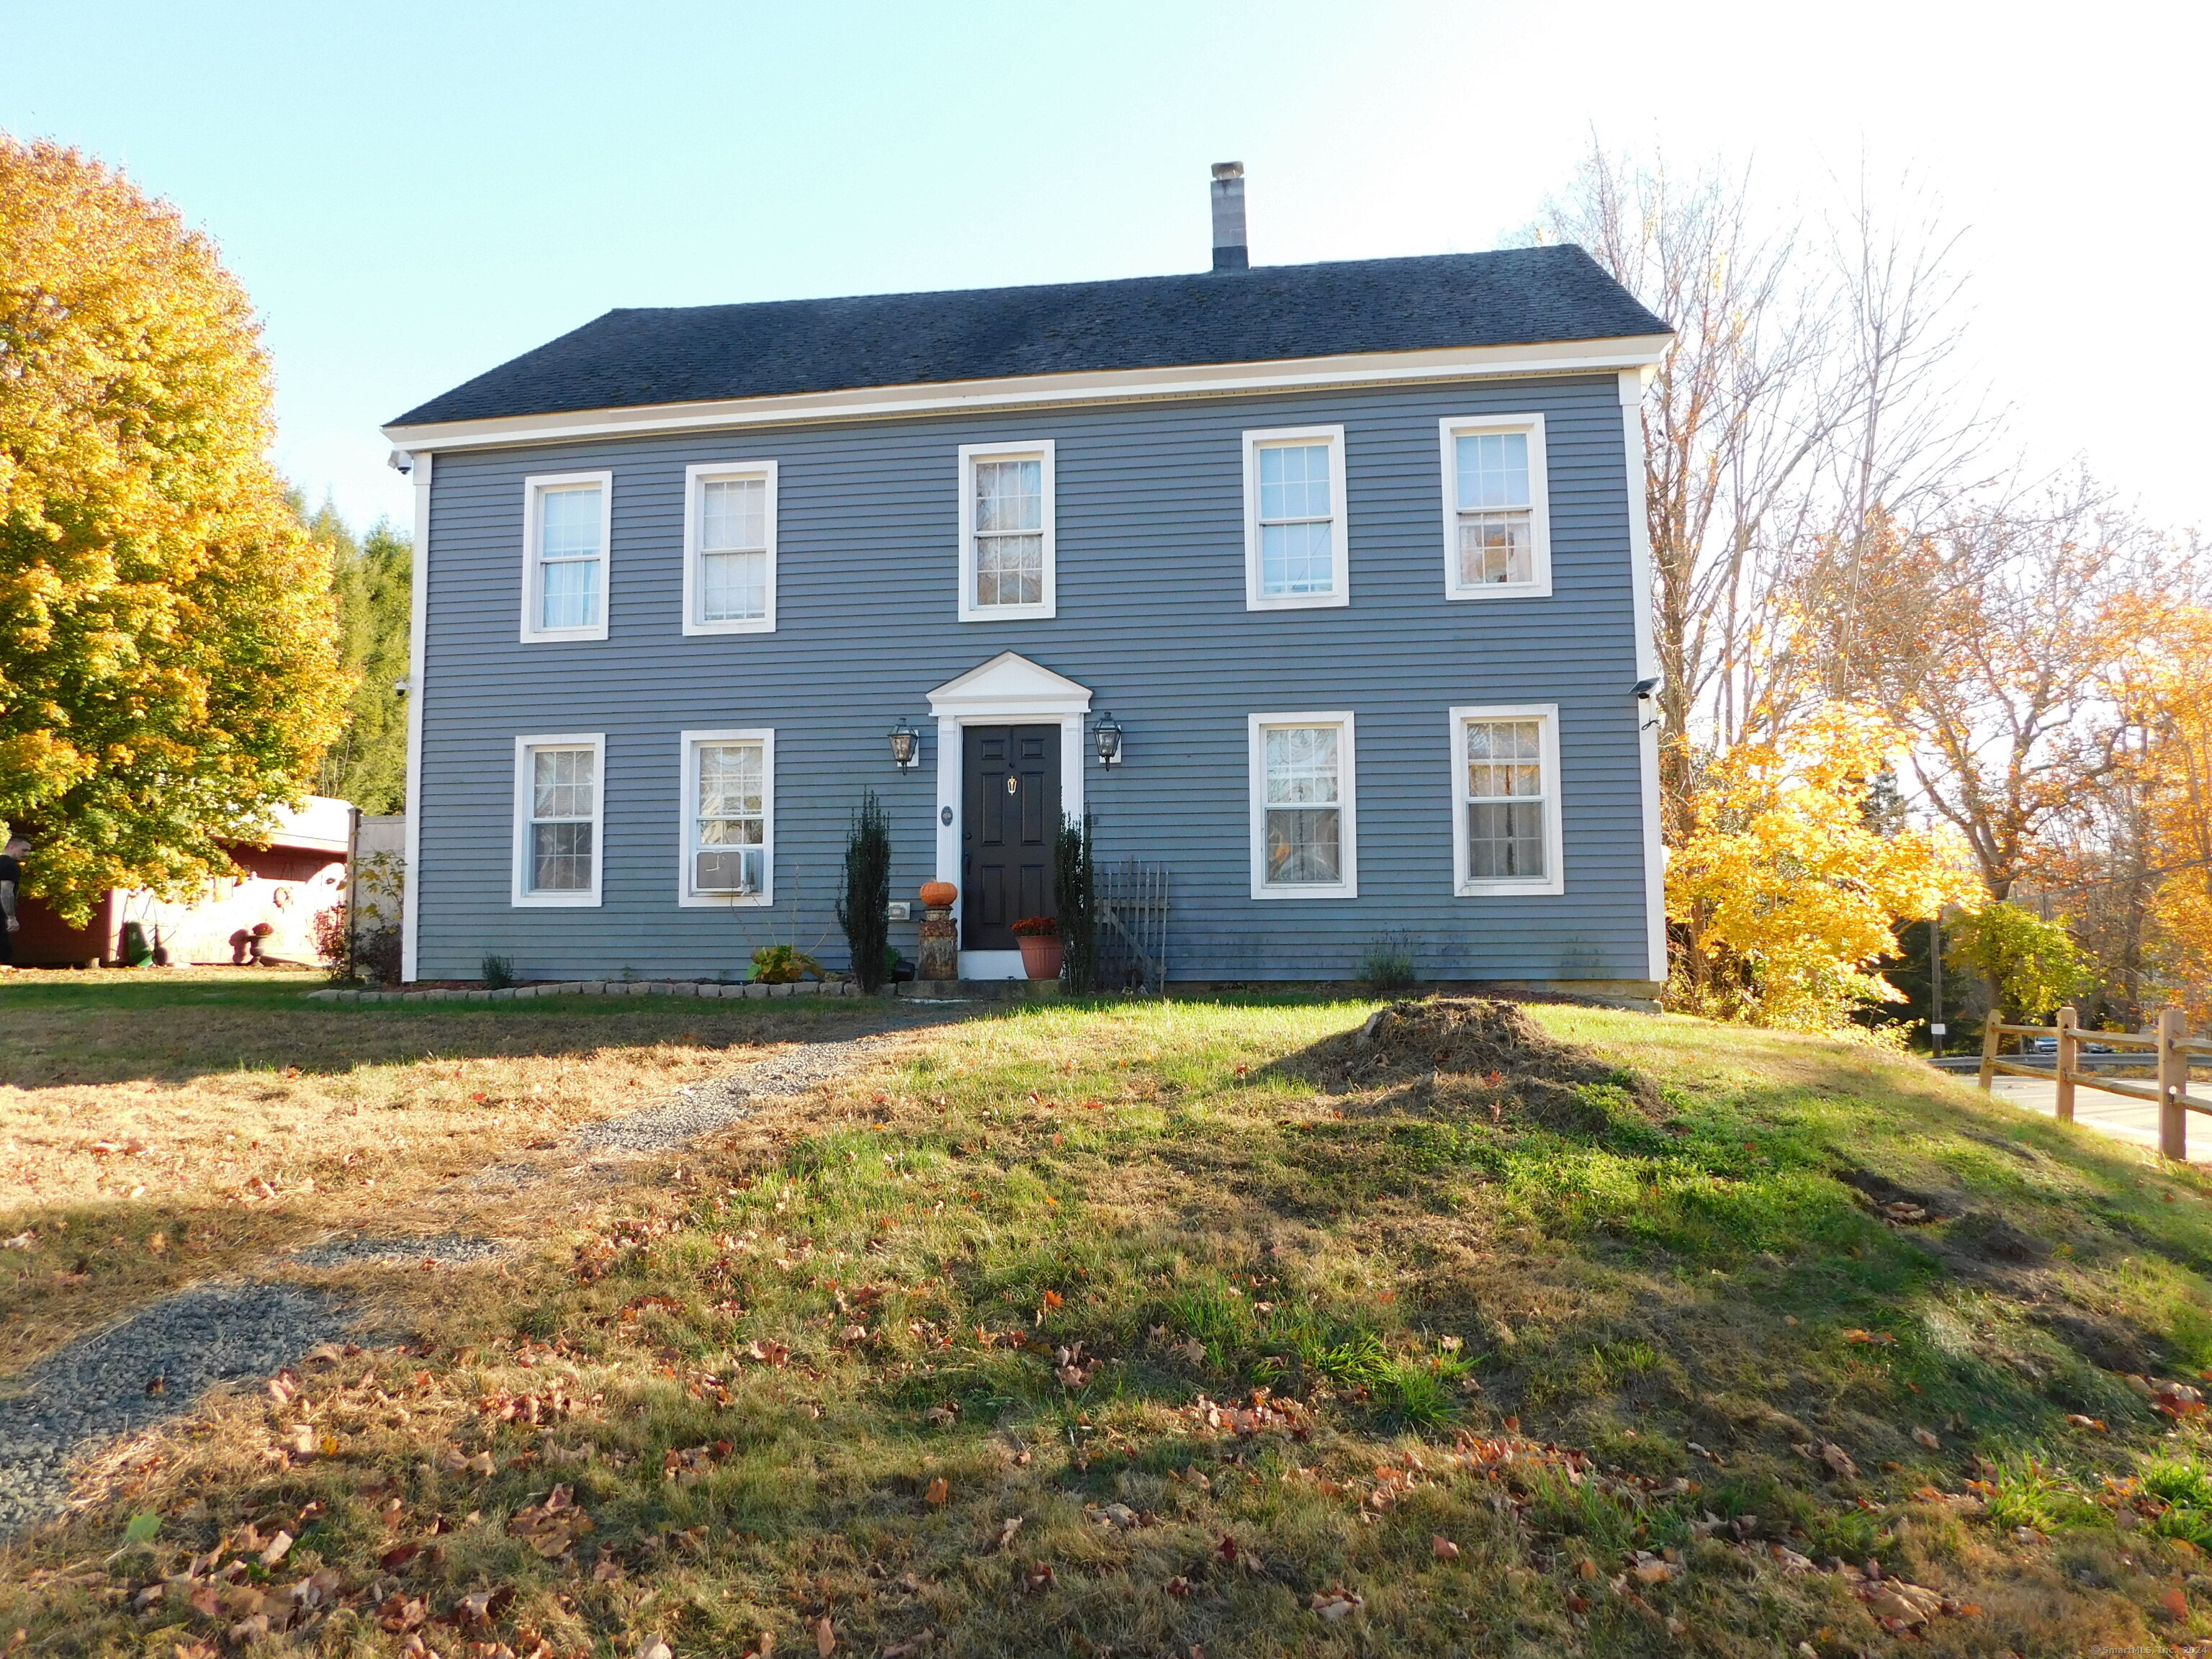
left=918, top=907, right=958, bottom=981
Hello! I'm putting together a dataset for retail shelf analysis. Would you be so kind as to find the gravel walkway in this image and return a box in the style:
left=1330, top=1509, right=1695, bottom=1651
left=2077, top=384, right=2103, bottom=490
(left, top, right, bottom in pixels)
left=572, top=1030, right=905, bottom=1152
left=0, top=1285, right=345, bottom=1536
left=287, top=1233, right=508, bottom=1269
left=1, top=1023, right=925, bottom=1537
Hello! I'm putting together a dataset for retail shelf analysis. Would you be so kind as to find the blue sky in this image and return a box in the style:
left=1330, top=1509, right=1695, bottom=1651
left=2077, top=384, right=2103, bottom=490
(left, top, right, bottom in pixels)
left=4, top=0, right=2203, bottom=534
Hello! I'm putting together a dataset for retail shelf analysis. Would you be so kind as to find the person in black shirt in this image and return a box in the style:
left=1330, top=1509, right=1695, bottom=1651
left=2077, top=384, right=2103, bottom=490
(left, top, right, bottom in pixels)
left=0, top=835, right=27, bottom=965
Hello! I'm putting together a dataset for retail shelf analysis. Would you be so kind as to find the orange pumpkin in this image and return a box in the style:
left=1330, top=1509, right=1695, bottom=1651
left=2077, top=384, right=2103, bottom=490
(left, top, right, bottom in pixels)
left=919, top=881, right=957, bottom=908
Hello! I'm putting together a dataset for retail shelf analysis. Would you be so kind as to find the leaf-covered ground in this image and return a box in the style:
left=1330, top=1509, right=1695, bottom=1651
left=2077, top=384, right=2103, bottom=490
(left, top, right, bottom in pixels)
left=8, top=987, right=2212, bottom=1657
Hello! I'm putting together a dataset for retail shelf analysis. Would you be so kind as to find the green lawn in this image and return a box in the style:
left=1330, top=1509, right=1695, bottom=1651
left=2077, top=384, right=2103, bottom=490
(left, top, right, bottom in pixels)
left=7, top=990, right=2212, bottom=1655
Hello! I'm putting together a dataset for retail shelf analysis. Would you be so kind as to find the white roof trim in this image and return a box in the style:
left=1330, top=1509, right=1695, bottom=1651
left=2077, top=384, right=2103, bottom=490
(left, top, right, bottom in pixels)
left=927, top=650, right=1093, bottom=718
left=382, top=333, right=1673, bottom=454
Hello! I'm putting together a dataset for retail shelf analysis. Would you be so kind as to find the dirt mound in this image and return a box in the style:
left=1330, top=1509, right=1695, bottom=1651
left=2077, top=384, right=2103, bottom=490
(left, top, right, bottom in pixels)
left=1315, top=998, right=1663, bottom=1131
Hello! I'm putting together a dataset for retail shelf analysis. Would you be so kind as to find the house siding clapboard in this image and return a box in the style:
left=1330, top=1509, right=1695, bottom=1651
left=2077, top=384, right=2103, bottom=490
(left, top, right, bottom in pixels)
left=413, top=374, right=1649, bottom=983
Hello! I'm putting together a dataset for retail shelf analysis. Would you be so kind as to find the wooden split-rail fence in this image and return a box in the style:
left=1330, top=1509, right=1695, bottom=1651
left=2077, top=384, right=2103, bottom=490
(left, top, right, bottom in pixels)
left=1977, top=1005, right=2212, bottom=1160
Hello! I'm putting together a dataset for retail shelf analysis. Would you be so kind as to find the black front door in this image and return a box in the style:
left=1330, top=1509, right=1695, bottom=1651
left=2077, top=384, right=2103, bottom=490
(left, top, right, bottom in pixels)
left=963, top=724, right=1060, bottom=950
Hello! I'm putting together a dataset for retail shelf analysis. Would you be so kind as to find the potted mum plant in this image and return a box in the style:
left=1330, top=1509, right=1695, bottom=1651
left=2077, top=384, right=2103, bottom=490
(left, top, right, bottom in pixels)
left=1010, top=915, right=1062, bottom=981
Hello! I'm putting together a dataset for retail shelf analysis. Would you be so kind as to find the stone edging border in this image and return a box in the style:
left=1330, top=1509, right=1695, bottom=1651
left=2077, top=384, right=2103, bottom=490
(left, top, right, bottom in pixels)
left=306, top=980, right=863, bottom=1004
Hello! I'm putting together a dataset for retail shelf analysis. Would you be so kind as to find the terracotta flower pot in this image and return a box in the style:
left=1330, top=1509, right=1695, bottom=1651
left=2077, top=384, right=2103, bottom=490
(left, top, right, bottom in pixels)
left=919, top=881, right=957, bottom=909
left=1017, top=935, right=1064, bottom=981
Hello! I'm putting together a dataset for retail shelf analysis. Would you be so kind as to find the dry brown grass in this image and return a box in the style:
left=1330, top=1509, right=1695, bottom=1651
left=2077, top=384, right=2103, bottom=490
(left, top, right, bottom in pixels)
left=0, top=968, right=937, bottom=1376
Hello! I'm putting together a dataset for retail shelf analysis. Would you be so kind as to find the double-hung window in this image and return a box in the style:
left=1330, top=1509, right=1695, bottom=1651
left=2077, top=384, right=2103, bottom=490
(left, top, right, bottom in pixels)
left=1440, top=415, right=1550, bottom=598
left=520, top=472, right=613, bottom=642
left=958, top=441, right=1056, bottom=621
left=682, top=462, right=777, bottom=634
left=1450, top=705, right=1563, bottom=895
left=1249, top=712, right=1357, bottom=899
left=1243, top=426, right=1349, bottom=610
left=513, top=734, right=604, bottom=906
left=678, top=729, right=773, bottom=905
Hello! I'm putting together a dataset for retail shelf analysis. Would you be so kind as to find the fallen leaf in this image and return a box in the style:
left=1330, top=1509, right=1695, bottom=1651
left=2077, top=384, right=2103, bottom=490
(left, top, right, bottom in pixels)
left=1820, top=1442, right=1860, bottom=1480
left=2163, top=1587, right=2190, bottom=1622
left=633, top=1640, right=673, bottom=1659
left=1912, top=1426, right=1942, bottom=1450
left=924, top=1478, right=949, bottom=1507
left=1843, top=1328, right=1895, bottom=1347
left=1862, top=1581, right=1942, bottom=1626
left=1431, top=1535, right=1460, bottom=1560
left=259, top=1530, right=293, bottom=1568
left=994, top=1516, right=1023, bottom=1551
left=457, top=1586, right=515, bottom=1627
left=2065, top=1413, right=2108, bottom=1431
left=1310, top=1587, right=1364, bottom=1622
left=508, top=1485, right=594, bottom=1557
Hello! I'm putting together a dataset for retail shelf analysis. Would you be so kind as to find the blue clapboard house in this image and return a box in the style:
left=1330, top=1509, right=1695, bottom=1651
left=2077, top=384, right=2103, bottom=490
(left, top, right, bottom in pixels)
left=382, top=165, right=1672, bottom=998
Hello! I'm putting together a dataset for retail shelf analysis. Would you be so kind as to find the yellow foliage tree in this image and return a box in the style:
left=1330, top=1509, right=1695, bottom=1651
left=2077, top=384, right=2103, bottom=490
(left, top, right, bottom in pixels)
left=2113, top=600, right=2212, bottom=1021
left=1666, top=704, right=1979, bottom=1030
left=0, top=136, right=348, bottom=922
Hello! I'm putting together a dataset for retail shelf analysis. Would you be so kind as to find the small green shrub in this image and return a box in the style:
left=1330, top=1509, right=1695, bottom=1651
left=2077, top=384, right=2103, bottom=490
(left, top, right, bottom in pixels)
left=1358, top=932, right=1417, bottom=992
left=481, top=953, right=516, bottom=990
left=752, top=944, right=822, bottom=984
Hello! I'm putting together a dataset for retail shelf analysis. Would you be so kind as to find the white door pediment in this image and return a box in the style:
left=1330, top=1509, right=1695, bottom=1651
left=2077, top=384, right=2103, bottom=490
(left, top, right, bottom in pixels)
left=926, top=651, right=1093, bottom=718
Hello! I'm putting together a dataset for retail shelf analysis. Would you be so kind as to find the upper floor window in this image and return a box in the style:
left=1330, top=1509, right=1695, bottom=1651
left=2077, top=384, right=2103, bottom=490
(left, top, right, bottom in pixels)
left=520, top=472, right=613, bottom=642
left=1450, top=704, right=1563, bottom=895
left=1249, top=711, right=1358, bottom=899
left=1440, top=415, right=1551, bottom=598
left=513, top=734, right=604, bottom=906
left=958, top=441, right=1056, bottom=621
left=1243, top=425, right=1349, bottom=610
left=679, top=729, right=773, bottom=905
left=683, top=462, right=777, bottom=635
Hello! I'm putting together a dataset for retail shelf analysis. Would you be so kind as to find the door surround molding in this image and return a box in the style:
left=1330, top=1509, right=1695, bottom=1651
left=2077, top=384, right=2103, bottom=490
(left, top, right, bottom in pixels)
left=927, top=652, right=1091, bottom=980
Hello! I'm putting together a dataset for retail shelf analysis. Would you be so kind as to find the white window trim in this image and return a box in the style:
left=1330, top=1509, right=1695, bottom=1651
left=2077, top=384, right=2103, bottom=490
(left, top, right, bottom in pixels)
left=512, top=733, right=606, bottom=908
left=1242, top=424, right=1350, bottom=611
left=675, top=728, right=775, bottom=907
left=957, top=439, right=1056, bottom=623
left=680, top=461, right=778, bottom=636
left=518, top=470, right=614, bottom=643
left=1449, top=703, right=1565, bottom=897
left=1439, top=413, right=1552, bottom=600
left=1247, top=711, right=1358, bottom=900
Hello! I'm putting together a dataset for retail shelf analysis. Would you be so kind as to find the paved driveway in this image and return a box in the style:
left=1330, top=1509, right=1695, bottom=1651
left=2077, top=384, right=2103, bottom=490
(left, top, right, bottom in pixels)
left=1969, top=1071, right=2212, bottom=1163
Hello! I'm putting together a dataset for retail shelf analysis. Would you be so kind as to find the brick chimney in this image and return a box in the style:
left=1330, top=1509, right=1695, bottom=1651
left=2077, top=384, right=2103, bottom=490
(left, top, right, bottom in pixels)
left=1210, top=162, right=1248, bottom=271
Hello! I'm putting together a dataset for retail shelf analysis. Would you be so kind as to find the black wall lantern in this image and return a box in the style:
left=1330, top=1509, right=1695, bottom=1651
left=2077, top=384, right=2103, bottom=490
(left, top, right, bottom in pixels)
left=888, top=716, right=921, bottom=770
left=1094, top=711, right=1123, bottom=768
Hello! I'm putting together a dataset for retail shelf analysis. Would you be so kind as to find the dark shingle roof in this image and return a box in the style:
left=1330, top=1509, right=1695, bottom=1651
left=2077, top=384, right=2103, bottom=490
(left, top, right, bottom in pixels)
left=389, top=246, right=1668, bottom=428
